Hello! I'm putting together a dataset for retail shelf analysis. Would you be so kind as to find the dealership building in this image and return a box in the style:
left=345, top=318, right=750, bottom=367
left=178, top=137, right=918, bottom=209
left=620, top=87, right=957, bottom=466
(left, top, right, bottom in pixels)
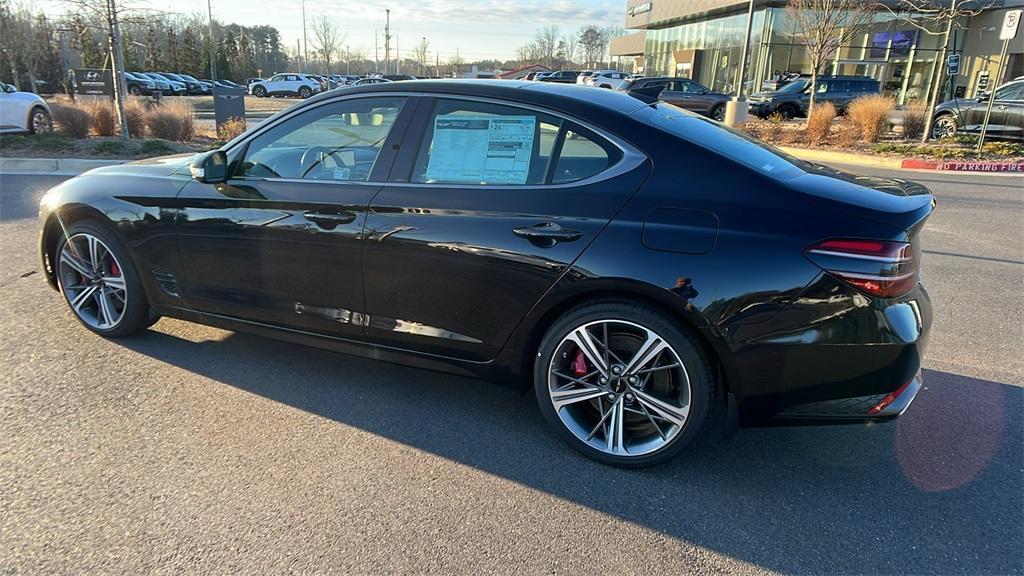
left=610, top=0, right=1024, bottom=103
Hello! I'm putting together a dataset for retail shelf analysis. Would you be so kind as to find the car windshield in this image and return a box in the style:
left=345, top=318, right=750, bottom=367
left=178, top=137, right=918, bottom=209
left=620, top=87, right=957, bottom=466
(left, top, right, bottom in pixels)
left=778, top=79, right=809, bottom=93
left=643, top=104, right=808, bottom=180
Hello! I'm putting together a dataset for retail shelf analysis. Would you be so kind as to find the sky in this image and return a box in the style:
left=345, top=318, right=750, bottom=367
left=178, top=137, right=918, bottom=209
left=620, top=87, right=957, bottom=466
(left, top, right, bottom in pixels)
left=40, top=0, right=626, bottom=63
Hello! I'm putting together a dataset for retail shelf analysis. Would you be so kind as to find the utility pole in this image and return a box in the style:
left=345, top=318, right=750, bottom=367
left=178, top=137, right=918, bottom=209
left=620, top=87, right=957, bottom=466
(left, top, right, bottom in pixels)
left=435, top=51, right=439, bottom=79
left=384, top=8, right=391, bottom=76
left=301, top=0, right=308, bottom=73
left=207, top=0, right=217, bottom=80
left=106, top=0, right=130, bottom=140
left=395, top=35, right=400, bottom=74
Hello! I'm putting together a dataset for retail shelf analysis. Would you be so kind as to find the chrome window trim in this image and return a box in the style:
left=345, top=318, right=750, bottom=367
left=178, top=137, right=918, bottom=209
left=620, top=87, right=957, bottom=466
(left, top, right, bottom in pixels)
left=225, top=91, right=649, bottom=189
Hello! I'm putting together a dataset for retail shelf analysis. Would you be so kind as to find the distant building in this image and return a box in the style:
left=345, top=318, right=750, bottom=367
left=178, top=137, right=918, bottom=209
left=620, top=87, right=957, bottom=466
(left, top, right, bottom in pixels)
left=610, top=0, right=1024, bottom=103
left=499, top=64, right=553, bottom=79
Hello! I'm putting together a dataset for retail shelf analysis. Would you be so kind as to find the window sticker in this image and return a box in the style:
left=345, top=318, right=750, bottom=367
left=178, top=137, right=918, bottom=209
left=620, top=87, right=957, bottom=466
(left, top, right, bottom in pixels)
left=424, top=115, right=536, bottom=184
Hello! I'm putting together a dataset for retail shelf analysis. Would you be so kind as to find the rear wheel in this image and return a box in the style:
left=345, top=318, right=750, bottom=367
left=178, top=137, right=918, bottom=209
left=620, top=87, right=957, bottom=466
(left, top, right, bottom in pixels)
left=777, top=104, right=798, bottom=120
left=252, top=85, right=267, bottom=97
left=298, top=86, right=312, bottom=98
left=55, top=222, right=151, bottom=338
left=932, top=114, right=957, bottom=139
left=711, top=104, right=726, bottom=122
left=534, top=300, right=714, bottom=467
left=128, top=84, right=141, bottom=96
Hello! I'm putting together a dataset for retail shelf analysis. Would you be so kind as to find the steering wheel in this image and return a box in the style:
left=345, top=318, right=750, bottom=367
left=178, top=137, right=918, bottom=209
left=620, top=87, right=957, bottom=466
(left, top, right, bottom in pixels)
left=299, top=146, right=349, bottom=178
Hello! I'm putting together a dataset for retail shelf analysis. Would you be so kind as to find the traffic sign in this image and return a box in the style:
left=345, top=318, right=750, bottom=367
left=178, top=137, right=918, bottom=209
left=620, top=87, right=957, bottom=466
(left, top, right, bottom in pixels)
left=1000, top=9, right=1021, bottom=40
left=947, top=53, right=961, bottom=77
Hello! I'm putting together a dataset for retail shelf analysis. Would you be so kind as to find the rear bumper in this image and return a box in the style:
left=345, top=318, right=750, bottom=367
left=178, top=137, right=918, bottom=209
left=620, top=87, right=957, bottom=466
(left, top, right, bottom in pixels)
left=771, top=371, right=922, bottom=424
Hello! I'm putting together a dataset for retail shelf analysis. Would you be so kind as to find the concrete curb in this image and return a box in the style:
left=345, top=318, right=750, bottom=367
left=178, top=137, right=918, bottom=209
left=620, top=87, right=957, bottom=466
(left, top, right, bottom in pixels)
left=779, top=146, right=904, bottom=169
left=0, top=157, right=124, bottom=175
left=780, top=146, right=1024, bottom=174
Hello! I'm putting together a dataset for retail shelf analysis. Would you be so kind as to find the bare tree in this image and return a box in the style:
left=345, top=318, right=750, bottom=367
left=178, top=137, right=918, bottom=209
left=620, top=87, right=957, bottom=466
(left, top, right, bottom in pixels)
left=881, top=0, right=988, bottom=142
left=535, top=25, right=560, bottom=68
left=785, top=0, right=872, bottom=114
left=413, top=37, right=429, bottom=76
left=578, top=25, right=609, bottom=68
left=311, top=15, right=343, bottom=74
left=559, top=32, right=579, bottom=66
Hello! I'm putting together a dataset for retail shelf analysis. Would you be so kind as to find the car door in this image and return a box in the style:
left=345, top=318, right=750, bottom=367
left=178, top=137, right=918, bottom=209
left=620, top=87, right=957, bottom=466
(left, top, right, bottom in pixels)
left=985, top=82, right=1024, bottom=138
left=174, top=95, right=415, bottom=338
left=660, top=80, right=703, bottom=113
left=360, top=96, right=650, bottom=361
left=0, top=88, right=23, bottom=131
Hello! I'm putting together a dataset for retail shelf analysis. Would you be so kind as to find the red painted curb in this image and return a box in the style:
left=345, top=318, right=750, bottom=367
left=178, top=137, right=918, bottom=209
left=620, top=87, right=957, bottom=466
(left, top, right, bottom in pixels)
left=900, top=158, right=1024, bottom=173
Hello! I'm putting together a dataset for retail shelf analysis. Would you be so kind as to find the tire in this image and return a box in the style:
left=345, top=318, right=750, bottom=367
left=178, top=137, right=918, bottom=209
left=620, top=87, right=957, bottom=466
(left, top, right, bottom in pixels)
left=128, top=84, right=141, bottom=96
left=932, top=114, right=958, bottom=139
left=252, top=85, right=267, bottom=98
left=777, top=104, right=798, bottom=120
left=55, top=221, right=152, bottom=338
left=711, top=104, right=726, bottom=122
left=534, top=299, right=715, bottom=468
left=28, top=107, right=51, bottom=135
left=298, top=86, right=312, bottom=99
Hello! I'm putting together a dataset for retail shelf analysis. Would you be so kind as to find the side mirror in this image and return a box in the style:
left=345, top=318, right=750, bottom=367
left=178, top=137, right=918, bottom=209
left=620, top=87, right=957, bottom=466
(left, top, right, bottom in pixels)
left=3, top=84, right=15, bottom=93
left=190, top=150, right=228, bottom=184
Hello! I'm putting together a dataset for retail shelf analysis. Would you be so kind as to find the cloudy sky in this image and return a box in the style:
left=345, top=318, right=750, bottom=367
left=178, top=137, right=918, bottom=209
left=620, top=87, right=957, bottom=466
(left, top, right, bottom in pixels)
left=41, top=0, right=625, bottom=63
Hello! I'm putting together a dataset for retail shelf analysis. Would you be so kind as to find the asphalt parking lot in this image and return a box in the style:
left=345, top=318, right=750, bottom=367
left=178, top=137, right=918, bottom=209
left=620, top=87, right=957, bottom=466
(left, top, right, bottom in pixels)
left=1, top=167, right=1021, bottom=574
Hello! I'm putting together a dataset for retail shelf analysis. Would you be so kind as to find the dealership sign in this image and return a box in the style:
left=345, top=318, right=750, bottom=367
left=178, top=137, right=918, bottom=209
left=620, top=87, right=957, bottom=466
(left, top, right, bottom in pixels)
left=629, top=2, right=652, bottom=17
left=74, top=68, right=112, bottom=96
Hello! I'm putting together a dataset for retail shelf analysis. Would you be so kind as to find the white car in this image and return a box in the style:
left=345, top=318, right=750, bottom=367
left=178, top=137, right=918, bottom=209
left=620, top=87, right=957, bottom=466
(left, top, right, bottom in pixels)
left=586, top=70, right=630, bottom=90
left=249, top=73, right=322, bottom=98
left=575, top=71, right=595, bottom=85
left=0, top=84, right=52, bottom=134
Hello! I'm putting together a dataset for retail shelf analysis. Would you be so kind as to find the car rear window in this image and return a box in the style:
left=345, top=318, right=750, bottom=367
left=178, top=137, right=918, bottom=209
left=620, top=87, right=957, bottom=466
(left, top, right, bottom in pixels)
left=641, top=104, right=807, bottom=180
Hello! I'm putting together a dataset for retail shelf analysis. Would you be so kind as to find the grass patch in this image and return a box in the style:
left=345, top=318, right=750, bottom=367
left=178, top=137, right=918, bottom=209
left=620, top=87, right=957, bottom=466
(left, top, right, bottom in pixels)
left=139, top=139, right=179, bottom=156
left=0, top=133, right=75, bottom=152
left=89, top=139, right=132, bottom=156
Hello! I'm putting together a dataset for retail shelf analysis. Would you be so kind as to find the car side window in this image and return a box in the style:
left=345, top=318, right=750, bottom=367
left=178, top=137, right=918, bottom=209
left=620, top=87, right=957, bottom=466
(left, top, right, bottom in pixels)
left=411, top=100, right=562, bottom=185
left=238, top=97, right=405, bottom=182
left=552, top=128, right=618, bottom=184
left=995, top=83, right=1024, bottom=101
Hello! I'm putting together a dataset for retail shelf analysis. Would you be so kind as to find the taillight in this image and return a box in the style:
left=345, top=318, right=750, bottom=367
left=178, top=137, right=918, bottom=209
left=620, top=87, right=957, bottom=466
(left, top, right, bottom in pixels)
left=805, top=238, right=918, bottom=298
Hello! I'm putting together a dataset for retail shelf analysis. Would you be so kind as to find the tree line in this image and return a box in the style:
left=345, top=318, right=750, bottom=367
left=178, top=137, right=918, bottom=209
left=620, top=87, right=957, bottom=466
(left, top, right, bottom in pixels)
left=515, top=25, right=626, bottom=71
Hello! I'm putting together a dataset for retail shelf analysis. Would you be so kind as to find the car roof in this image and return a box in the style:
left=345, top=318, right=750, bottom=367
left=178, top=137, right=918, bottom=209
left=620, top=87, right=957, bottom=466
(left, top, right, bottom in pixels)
left=304, top=79, right=651, bottom=118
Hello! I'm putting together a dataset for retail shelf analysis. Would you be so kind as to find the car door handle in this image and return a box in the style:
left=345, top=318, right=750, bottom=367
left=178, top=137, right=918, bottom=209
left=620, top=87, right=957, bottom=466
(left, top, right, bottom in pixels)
left=996, top=105, right=1008, bottom=110
left=513, top=222, right=583, bottom=247
left=304, top=210, right=356, bottom=229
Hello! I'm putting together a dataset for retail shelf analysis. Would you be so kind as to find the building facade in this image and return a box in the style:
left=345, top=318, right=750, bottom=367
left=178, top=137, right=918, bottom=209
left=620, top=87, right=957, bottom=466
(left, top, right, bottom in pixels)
left=610, top=0, right=1024, bottom=103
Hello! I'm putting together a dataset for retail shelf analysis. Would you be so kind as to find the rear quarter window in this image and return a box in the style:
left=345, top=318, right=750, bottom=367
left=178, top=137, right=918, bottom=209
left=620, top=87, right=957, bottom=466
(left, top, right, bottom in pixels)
left=641, top=104, right=807, bottom=180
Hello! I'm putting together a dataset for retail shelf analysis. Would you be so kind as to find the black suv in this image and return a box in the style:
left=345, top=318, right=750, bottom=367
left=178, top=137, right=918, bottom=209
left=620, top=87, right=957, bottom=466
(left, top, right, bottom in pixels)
left=749, top=75, right=881, bottom=118
left=538, top=70, right=582, bottom=84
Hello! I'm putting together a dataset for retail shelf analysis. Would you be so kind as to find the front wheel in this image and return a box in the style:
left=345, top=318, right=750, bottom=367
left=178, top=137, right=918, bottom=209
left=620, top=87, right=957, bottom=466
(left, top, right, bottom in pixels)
left=28, top=107, right=52, bottom=134
left=711, top=104, right=726, bottom=122
left=534, top=300, right=714, bottom=467
left=252, top=85, right=267, bottom=98
left=55, top=222, right=152, bottom=338
left=777, top=104, right=797, bottom=120
left=298, top=86, right=312, bottom=98
left=932, top=115, right=958, bottom=139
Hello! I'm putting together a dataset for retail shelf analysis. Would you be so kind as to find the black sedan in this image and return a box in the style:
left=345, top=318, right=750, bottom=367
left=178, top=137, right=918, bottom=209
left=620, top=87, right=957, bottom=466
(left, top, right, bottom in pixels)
left=37, top=80, right=934, bottom=467
left=932, top=79, right=1024, bottom=140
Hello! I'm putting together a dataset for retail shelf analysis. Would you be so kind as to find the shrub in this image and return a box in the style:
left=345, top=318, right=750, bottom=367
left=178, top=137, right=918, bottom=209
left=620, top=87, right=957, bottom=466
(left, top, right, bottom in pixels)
left=50, top=103, right=92, bottom=138
left=901, top=102, right=928, bottom=140
left=145, top=100, right=194, bottom=141
left=847, top=95, right=894, bottom=143
left=805, top=101, right=836, bottom=144
left=84, top=101, right=117, bottom=137
left=139, top=139, right=178, bottom=156
left=832, top=119, right=861, bottom=148
left=217, top=116, right=247, bottom=140
left=982, top=141, right=1024, bottom=157
left=124, top=98, right=148, bottom=138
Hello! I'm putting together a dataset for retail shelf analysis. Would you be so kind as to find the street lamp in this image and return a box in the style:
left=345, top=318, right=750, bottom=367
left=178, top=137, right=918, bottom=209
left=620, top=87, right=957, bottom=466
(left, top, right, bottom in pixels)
left=725, top=0, right=755, bottom=126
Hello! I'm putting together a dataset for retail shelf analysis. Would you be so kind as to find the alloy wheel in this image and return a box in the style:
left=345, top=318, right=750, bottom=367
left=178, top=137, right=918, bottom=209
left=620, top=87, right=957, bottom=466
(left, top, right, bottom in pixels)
left=547, top=319, right=691, bottom=457
left=31, top=109, right=52, bottom=134
left=712, top=105, right=726, bottom=122
left=932, top=116, right=957, bottom=139
left=58, top=233, right=128, bottom=330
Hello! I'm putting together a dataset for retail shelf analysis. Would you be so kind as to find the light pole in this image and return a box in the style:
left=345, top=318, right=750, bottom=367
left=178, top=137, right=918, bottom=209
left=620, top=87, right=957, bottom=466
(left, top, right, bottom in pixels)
left=207, top=0, right=217, bottom=80
left=384, top=8, right=391, bottom=76
left=725, top=0, right=755, bottom=126
left=301, top=0, right=309, bottom=73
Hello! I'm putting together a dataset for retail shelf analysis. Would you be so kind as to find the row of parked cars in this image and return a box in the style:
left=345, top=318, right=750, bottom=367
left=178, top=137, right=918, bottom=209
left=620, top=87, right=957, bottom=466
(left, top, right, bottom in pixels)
left=246, top=73, right=414, bottom=98
left=122, top=72, right=245, bottom=96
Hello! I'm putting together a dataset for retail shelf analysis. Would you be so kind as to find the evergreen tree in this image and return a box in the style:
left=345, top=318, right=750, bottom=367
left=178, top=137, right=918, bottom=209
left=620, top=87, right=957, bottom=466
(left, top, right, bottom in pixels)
left=144, top=27, right=161, bottom=70
left=166, top=26, right=178, bottom=71
left=180, top=26, right=202, bottom=77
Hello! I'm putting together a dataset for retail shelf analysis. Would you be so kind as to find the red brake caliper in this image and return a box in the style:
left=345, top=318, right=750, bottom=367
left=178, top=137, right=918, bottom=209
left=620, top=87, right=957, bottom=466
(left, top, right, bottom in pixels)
left=572, top=349, right=589, bottom=376
left=109, top=261, right=121, bottom=276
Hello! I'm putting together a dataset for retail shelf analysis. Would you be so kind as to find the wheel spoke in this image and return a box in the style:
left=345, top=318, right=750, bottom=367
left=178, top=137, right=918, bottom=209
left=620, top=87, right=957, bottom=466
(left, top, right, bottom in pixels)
left=605, top=399, right=625, bottom=453
left=633, top=400, right=668, bottom=441
left=95, top=289, right=116, bottom=327
left=634, top=362, right=681, bottom=376
left=102, top=275, right=126, bottom=291
left=551, top=384, right=608, bottom=410
left=633, top=388, right=688, bottom=428
left=87, top=235, right=103, bottom=273
left=565, top=326, right=609, bottom=377
left=69, top=285, right=98, bottom=311
left=622, top=329, right=670, bottom=376
left=552, top=370, right=600, bottom=389
left=60, top=249, right=93, bottom=278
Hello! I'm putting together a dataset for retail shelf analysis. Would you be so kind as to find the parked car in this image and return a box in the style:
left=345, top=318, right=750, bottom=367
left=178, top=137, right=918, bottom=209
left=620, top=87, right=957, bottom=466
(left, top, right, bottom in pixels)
left=586, top=70, right=630, bottom=90
left=538, top=70, right=582, bottom=84
left=204, top=79, right=244, bottom=90
left=760, top=72, right=810, bottom=92
left=139, top=72, right=184, bottom=95
left=245, top=77, right=264, bottom=86
left=383, top=74, right=417, bottom=81
left=932, top=79, right=1024, bottom=140
left=155, top=72, right=203, bottom=95
left=748, top=75, right=881, bottom=118
left=657, top=79, right=732, bottom=121
left=0, top=83, right=51, bottom=134
left=350, top=77, right=392, bottom=86
left=122, top=72, right=156, bottom=95
left=38, top=79, right=934, bottom=468
left=249, top=73, right=322, bottom=98
left=523, top=71, right=550, bottom=81
left=177, top=74, right=211, bottom=95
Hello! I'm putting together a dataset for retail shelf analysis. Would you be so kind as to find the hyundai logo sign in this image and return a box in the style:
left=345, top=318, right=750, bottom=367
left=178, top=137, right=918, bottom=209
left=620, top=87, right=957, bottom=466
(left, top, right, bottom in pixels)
left=629, top=2, right=652, bottom=17
left=85, top=71, right=101, bottom=81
